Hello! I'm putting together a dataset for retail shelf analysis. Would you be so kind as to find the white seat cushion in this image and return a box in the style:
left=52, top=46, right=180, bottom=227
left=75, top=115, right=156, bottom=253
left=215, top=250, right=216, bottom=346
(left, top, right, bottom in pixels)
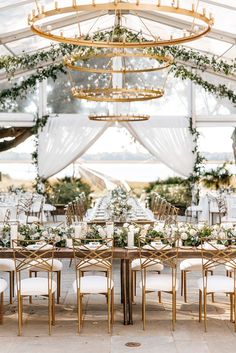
left=131, top=258, right=164, bottom=272
left=27, top=216, right=40, bottom=223
left=180, top=258, right=215, bottom=271
left=0, top=259, right=15, bottom=271
left=73, top=275, right=114, bottom=294
left=139, top=274, right=179, bottom=292
left=0, top=279, right=7, bottom=293
left=30, top=259, right=63, bottom=272
left=197, top=275, right=234, bottom=293
left=79, top=259, right=108, bottom=272
left=17, top=277, right=57, bottom=296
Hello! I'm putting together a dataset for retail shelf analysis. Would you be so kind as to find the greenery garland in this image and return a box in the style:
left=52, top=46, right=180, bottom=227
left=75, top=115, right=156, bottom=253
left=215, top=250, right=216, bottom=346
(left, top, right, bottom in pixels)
left=31, top=114, right=50, bottom=193
left=188, top=117, right=205, bottom=183
left=0, top=47, right=235, bottom=110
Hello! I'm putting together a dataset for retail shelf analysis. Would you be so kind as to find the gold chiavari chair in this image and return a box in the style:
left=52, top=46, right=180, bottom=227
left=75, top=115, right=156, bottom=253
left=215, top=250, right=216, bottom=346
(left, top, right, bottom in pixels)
left=165, top=206, right=179, bottom=225
left=72, top=238, right=114, bottom=333
left=0, top=211, right=15, bottom=304
left=2, top=209, right=11, bottom=224
left=197, top=237, right=236, bottom=332
left=12, top=240, right=57, bottom=336
left=65, top=203, right=75, bottom=226
left=16, top=196, right=33, bottom=224
left=0, top=279, right=7, bottom=324
left=26, top=196, right=45, bottom=225
left=138, top=236, right=179, bottom=330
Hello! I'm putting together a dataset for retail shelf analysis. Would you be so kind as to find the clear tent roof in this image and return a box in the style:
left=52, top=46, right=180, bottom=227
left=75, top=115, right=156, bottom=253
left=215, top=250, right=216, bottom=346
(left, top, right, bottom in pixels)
left=0, top=0, right=235, bottom=59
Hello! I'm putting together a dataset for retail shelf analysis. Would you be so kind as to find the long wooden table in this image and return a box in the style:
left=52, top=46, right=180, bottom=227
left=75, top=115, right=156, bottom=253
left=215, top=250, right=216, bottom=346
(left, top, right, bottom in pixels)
left=0, top=247, right=212, bottom=325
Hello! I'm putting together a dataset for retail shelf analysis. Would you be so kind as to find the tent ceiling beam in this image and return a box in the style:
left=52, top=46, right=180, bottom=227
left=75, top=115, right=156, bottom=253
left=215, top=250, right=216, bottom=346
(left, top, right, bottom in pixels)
left=0, top=113, right=35, bottom=127
left=132, top=10, right=236, bottom=45
left=201, top=0, right=236, bottom=12
left=0, top=0, right=34, bottom=11
left=0, top=10, right=103, bottom=45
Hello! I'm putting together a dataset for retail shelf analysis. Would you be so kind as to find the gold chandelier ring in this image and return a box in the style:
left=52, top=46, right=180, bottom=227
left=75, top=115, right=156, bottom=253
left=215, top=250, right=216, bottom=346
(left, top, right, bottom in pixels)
left=71, top=86, right=164, bottom=102
left=29, top=2, right=213, bottom=48
left=89, top=114, right=150, bottom=122
left=64, top=51, right=173, bottom=74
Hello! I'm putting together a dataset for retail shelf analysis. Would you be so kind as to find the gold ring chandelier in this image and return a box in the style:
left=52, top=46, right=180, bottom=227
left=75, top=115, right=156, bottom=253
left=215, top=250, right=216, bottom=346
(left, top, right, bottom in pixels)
left=89, top=113, right=150, bottom=121
left=29, top=1, right=214, bottom=48
left=71, top=86, right=164, bottom=102
left=64, top=49, right=173, bottom=74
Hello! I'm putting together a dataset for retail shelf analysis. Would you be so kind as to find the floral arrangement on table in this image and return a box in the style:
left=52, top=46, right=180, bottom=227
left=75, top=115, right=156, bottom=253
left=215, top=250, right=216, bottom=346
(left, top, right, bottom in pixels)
left=0, top=224, right=10, bottom=247
left=17, top=223, right=73, bottom=247
left=108, top=187, right=132, bottom=221
left=114, top=223, right=141, bottom=248
left=172, top=223, right=236, bottom=247
left=2, top=221, right=236, bottom=249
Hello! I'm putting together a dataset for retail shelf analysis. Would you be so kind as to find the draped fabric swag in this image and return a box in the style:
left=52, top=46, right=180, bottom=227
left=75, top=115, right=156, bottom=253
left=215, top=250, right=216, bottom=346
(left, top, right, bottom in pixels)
left=37, top=115, right=196, bottom=179
left=37, top=114, right=111, bottom=179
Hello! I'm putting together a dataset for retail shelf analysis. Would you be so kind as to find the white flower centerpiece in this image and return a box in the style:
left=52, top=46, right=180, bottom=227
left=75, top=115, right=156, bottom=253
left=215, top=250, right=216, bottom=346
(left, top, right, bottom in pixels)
left=107, top=187, right=132, bottom=221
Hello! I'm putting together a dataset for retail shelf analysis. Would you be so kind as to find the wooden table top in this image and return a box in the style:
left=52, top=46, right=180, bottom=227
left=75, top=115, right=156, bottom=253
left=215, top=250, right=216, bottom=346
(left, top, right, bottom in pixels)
left=0, top=247, right=215, bottom=260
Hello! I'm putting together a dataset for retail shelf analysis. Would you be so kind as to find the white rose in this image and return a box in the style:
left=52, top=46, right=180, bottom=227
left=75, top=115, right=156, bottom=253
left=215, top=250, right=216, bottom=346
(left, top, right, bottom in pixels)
left=181, top=232, right=188, bottom=240
left=55, top=235, right=61, bottom=243
left=219, top=231, right=226, bottom=240
left=212, top=230, right=218, bottom=237
left=134, top=227, right=140, bottom=234
left=98, top=228, right=106, bottom=238
left=42, top=231, right=48, bottom=237
left=31, top=233, right=39, bottom=240
left=123, top=223, right=129, bottom=228
left=144, top=224, right=150, bottom=230
left=189, top=229, right=196, bottom=236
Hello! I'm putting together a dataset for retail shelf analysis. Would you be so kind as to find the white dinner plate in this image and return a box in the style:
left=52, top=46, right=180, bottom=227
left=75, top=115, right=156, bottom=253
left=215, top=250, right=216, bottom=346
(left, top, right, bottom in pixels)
left=26, top=243, right=53, bottom=250
left=143, top=244, right=172, bottom=250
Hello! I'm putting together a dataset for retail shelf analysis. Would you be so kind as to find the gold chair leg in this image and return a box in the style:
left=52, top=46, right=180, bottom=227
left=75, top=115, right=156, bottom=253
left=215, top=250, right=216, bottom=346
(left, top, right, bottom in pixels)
left=210, top=271, right=215, bottom=303
left=233, top=293, right=236, bottom=332
left=17, top=292, right=22, bottom=336
left=199, top=290, right=202, bottom=323
left=77, top=292, right=82, bottom=333
left=0, top=292, right=3, bottom=324
left=48, top=293, right=52, bottom=336
left=158, top=291, right=162, bottom=303
left=108, top=289, right=111, bottom=334
left=142, top=289, right=146, bottom=330
left=203, top=289, right=207, bottom=332
left=230, top=293, right=233, bottom=322
left=172, top=291, right=176, bottom=331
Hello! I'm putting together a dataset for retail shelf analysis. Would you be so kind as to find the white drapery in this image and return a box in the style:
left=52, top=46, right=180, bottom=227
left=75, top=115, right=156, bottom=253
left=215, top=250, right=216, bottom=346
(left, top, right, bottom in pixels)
left=38, top=114, right=111, bottom=179
left=122, top=116, right=196, bottom=177
left=37, top=115, right=196, bottom=179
